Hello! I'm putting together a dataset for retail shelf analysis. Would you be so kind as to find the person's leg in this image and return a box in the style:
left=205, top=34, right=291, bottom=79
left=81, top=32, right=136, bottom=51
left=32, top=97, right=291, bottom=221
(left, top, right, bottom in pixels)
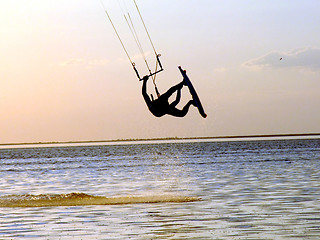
left=170, top=87, right=181, bottom=107
left=168, top=100, right=194, bottom=117
left=160, top=81, right=184, bottom=100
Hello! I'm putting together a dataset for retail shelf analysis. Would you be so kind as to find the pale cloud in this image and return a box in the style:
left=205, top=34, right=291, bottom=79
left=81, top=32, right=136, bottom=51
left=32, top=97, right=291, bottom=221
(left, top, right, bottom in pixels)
left=88, top=59, right=110, bottom=66
left=59, top=58, right=109, bottom=67
left=131, top=51, right=152, bottom=61
left=243, top=47, right=320, bottom=72
left=59, top=58, right=85, bottom=67
left=213, top=67, right=227, bottom=73
left=58, top=53, right=152, bottom=68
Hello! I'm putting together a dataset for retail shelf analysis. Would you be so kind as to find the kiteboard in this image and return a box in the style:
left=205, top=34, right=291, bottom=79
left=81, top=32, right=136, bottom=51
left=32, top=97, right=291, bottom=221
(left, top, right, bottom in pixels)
left=178, top=66, right=207, bottom=118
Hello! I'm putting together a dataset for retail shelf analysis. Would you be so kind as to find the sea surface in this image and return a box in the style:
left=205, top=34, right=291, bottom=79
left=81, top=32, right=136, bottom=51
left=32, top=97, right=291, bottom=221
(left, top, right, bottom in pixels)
left=0, top=138, right=320, bottom=239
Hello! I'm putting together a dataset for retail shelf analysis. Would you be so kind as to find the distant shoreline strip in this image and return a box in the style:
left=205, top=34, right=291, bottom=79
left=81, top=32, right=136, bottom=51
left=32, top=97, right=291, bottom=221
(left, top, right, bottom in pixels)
left=1, top=133, right=320, bottom=147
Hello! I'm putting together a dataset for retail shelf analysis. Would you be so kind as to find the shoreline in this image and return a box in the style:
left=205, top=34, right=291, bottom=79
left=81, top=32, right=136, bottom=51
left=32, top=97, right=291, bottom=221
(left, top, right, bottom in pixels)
left=1, top=133, right=320, bottom=147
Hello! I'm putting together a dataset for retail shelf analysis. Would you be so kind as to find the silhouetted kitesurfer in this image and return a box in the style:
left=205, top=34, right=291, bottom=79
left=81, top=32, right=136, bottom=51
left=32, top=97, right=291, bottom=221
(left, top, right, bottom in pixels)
left=142, top=75, right=195, bottom=117
left=101, top=0, right=207, bottom=118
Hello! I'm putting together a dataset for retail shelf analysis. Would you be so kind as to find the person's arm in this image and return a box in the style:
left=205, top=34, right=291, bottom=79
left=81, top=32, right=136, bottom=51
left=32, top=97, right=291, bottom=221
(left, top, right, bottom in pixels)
left=142, top=76, right=152, bottom=105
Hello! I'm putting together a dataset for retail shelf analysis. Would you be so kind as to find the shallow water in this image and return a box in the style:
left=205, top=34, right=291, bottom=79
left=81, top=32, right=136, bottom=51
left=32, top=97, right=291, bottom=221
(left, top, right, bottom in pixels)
left=1, top=139, right=320, bottom=239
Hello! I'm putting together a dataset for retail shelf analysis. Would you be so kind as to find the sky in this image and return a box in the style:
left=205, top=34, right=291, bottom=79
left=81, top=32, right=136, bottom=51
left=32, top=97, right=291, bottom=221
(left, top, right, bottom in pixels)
left=1, top=0, right=320, bottom=144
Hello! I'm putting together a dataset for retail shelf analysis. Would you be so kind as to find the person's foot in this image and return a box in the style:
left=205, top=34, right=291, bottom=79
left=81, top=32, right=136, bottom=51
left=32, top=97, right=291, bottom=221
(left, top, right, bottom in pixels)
left=182, top=78, right=188, bottom=86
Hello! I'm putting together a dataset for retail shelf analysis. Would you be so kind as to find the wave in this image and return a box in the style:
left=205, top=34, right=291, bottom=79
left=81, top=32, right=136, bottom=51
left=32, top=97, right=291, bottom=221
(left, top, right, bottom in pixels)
left=0, top=192, right=201, bottom=208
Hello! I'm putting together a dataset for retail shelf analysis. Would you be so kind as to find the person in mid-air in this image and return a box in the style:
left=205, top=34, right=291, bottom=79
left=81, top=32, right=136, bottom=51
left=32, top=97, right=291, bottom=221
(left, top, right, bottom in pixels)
left=142, top=75, right=195, bottom=117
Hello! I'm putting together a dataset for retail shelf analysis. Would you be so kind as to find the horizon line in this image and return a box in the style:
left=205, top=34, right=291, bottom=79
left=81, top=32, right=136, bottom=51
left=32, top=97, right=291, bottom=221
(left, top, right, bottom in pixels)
left=1, top=132, right=320, bottom=147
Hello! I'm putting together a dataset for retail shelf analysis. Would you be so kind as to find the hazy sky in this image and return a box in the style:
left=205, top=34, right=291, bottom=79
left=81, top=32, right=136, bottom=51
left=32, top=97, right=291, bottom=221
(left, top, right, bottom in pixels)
left=1, top=0, right=320, bottom=143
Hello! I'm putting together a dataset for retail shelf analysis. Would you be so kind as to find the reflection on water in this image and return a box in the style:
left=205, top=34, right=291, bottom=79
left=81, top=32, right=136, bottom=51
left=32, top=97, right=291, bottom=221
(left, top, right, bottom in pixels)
left=0, top=139, right=320, bottom=239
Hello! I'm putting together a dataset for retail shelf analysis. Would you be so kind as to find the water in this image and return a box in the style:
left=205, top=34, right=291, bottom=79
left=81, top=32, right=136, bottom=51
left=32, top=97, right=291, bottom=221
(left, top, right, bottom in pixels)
left=1, top=139, right=320, bottom=239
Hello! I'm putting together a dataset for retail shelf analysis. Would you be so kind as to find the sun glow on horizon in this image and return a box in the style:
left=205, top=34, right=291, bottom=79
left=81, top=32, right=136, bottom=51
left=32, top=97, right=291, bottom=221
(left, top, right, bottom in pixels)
left=1, top=0, right=320, bottom=143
